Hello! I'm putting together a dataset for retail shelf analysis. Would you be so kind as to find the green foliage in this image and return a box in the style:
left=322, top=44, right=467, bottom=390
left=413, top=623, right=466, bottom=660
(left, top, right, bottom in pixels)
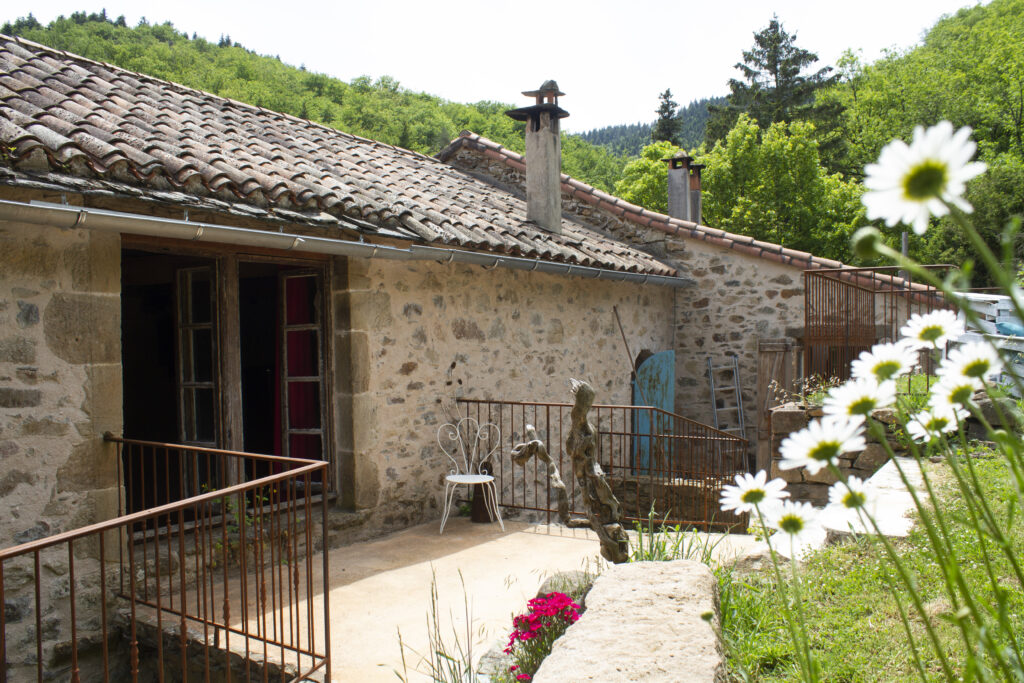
left=578, top=121, right=653, bottom=157
left=396, top=570, right=481, bottom=683
left=707, top=15, right=838, bottom=146
left=0, top=12, right=622, bottom=191
left=652, top=89, right=682, bottom=145
left=613, top=140, right=681, bottom=214
left=720, top=455, right=1024, bottom=680
left=698, top=115, right=865, bottom=261
left=629, top=507, right=724, bottom=563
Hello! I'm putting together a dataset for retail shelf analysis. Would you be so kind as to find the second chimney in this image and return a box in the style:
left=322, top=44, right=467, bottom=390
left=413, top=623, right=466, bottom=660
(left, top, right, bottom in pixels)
left=506, top=81, right=569, bottom=234
left=664, top=150, right=704, bottom=224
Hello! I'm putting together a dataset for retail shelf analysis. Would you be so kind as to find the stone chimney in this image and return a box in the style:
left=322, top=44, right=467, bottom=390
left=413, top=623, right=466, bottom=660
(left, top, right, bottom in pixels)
left=664, top=151, right=704, bottom=224
left=506, top=81, right=569, bottom=234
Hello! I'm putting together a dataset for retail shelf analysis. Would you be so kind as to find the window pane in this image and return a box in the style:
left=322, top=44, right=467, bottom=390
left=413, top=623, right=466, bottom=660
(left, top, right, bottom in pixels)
left=289, top=433, right=322, bottom=461
left=194, top=388, right=215, bottom=443
left=286, top=330, right=319, bottom=376
left=288, top=381, right=321, bottom=429
left=284, top=275, right=318, bottom=325
left=190, top=271, right=212, bottom=324
left=192, top=328, right=213, bottom=382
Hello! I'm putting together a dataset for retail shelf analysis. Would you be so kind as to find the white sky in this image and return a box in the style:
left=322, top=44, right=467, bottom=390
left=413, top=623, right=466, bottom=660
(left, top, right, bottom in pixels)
left=21, top=0, right=984, bottom=132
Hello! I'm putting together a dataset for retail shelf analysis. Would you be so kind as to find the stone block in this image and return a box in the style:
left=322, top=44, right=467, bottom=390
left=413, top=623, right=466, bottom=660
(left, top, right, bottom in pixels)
left=67, top=231, right=120, bottom=293
left=853, top=443, right=890, bottom=472
left=83, top=364, right=122, bottom=433
left=771, top=407, right=810, bottom=435
left=348, top=331, right=370, bottom=394
left=0, top=337, right=36, bottom=364
left=804, top=467, right=841, bottom=485
left=19, top=416, right=69, bottom=436
left=0, top=387, right=41, bottom=408
left=44, top=293, right=120, bottom=364
left=770, top=461, right=803, bottom=483
left=56, top=439, right=118, bottom=493
left=533, top=561, right=723, bottom=683
left=785, top=483, right=829, bottom=507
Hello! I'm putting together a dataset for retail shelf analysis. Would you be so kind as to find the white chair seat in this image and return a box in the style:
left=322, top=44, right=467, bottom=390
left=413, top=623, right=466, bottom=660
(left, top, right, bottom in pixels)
left=438, top=418, right=504, bottom=534
left=446, top=474, right=494, bottom=485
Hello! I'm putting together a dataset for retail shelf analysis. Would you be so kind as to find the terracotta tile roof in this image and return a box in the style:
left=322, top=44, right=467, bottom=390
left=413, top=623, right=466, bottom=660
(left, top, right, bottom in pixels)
left=0, top=35, right=675, bottom=277
left=440, top=132, right=846, bottom=272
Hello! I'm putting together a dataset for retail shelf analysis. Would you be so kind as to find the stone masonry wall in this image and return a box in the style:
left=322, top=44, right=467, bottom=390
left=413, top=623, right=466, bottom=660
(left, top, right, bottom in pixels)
left=344, top=256, right=674, bottom=531
left=447, top=148, right=808, bottom=447
left=0, top=206, right=123, bottom=548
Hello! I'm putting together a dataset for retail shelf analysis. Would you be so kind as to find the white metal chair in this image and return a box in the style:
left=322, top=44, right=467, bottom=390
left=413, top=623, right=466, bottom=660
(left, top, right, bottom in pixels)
left=438, top=417, right=504, bottom=534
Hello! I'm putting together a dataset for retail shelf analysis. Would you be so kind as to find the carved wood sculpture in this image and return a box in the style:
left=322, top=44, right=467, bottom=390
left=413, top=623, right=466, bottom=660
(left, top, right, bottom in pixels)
left=511, top=379, right=630, bottom=563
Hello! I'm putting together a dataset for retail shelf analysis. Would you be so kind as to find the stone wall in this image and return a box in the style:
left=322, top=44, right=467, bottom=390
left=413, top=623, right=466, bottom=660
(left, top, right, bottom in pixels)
left=447, top=148, right=808, bottom=447
left=769, top=402, right=904, bottom=505
left=344, top=256, right=675, bottom=531
left=0, top=204, right=123, bottom=549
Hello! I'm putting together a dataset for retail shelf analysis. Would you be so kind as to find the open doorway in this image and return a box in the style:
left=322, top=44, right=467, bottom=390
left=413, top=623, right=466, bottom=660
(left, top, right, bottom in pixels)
left=121, top=249, right=329, bottom=509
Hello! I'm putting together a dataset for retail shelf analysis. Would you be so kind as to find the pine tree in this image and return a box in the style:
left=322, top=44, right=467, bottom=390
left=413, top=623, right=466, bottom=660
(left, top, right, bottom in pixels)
left=707, top=16, right=838, bottom=144
left=651, top=89, right=682, bottom=145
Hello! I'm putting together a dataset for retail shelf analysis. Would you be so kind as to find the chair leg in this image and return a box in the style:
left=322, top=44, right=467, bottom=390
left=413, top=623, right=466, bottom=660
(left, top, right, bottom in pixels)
left=440, top=481, right=458, bottom=535
left=482, top=481, right=504, bottom=531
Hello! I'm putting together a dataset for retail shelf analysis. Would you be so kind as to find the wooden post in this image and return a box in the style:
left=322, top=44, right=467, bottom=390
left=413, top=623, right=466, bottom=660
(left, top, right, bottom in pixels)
left=218, top=255, right=244, bottom=484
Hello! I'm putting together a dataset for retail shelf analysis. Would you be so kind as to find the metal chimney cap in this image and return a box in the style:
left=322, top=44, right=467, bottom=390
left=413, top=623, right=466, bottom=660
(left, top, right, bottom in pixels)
left=662, top=150, right=693, bottom=163
left=522, top=80, right=565, bottom=98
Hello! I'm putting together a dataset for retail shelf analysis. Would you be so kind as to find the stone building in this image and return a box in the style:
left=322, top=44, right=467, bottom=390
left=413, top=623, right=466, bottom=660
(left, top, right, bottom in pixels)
left=0, top=34, right=842, bottom=548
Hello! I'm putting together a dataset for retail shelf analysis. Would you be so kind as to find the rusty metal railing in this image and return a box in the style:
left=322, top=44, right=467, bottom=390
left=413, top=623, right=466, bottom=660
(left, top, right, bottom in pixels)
left=804, top=266, right=954, bottom=381
left=457, top=399, right=749, bottom=530
left=0, top=437, right=331, bottom=682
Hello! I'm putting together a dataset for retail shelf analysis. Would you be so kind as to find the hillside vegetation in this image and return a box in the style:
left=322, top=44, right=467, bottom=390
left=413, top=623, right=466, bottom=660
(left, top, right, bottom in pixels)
left=0, top=12, right=628, bottom=192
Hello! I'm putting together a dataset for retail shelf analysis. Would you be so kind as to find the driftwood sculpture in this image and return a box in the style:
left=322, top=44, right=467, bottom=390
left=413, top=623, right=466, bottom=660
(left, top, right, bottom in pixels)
left=511, top=379, right=630, bottom=563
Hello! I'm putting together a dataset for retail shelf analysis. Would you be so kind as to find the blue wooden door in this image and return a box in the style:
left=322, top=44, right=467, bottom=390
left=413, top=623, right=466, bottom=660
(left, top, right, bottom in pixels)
left=632, top=350, right=675, bottom=473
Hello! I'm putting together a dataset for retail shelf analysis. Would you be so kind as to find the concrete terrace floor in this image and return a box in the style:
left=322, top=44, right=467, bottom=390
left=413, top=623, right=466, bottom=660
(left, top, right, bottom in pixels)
left=315, top=517, right=760, bottom=681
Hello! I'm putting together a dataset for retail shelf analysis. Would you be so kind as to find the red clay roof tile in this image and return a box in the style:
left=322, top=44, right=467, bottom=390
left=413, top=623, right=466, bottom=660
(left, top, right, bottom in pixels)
left=440, top=131, right=843, bottom=272
left=0, top=35, right=673, bottom=278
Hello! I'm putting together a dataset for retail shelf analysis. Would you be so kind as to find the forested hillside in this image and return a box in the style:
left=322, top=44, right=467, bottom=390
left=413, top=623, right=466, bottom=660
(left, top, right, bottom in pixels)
left=0, top=12, right=628, bottom=192
left=579, top=96, right=726, bottom=156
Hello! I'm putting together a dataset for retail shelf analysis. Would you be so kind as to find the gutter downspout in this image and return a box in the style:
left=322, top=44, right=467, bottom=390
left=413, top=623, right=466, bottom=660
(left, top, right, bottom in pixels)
left=0, top=199, right=695, bottom=288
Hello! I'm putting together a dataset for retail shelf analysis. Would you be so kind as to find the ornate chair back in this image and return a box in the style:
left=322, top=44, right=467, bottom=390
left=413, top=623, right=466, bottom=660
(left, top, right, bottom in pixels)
left=437, top=417, right=500, bottom=477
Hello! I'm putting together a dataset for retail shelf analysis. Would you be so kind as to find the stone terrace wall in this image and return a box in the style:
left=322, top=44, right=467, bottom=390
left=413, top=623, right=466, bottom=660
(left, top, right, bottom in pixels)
left=0, top=196, right=123, bottom=549
left=769, top=402, right=903, bottom=505
left=344, top=256, right=674, bottom=531
left=446, top=148, right=807, bottom=446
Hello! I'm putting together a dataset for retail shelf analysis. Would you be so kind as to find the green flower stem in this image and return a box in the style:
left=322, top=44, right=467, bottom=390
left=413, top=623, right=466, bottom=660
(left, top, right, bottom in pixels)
left=753, top=505, right=818, bottom=683
left=955, top=403, right=1024, bottom=590
left=849, top=422, right=963, bottom=679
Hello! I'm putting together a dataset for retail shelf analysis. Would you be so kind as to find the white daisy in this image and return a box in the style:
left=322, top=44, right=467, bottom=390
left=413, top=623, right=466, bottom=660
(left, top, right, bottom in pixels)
left=937, top=341, right=1003, bottom=382
left=900, top=310, right=965, bottom=350
left=765, top=500, right=823, bottom=547
left=906, top=404, right=967, bottom=442
left=863, top=121, right=987, bottom=235
left=828, top=476, right=878, bottom=512
left=779, top=416, right=866, bottom=475
left=719, top=470, right=789, bottom=516
left=930, top=374, right=981, bottom=410
left=850, top=341, right=919, bottom=383
left=823, top=377, right=896, bottom=421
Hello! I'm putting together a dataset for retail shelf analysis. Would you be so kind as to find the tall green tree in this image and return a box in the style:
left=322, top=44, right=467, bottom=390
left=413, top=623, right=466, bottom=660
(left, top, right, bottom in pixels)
left=707, top=16, right=838, bottom=145
left=651, top=89, right=682, bottom=145
left=698, top=115, right=864, bottom=262
left=613, top=140, right=681, bottom=214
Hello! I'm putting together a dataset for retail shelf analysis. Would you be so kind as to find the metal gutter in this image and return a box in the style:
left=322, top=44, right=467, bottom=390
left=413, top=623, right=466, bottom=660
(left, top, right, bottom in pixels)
left=0, top=199, right=694, bottom=288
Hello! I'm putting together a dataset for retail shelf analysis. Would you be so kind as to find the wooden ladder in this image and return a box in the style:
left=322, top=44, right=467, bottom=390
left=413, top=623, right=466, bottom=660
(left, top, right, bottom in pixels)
left=706, top=355, right=746, bottom=439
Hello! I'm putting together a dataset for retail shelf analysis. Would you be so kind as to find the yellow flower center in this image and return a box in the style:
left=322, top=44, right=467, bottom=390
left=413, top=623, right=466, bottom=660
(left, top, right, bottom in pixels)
left=874, top=360, right=901, bottom=381
left=903, top=160, right=948, bottom=200
left=963, top=359, right=990, bottom=379
left=740, top=488, right=766, bottom=505
left=779, top=514, right=805, bottom=535
left=949, top=384, right=973, bottom=405
left=849, top=397, right=876, bottom=415
left=808, top=441, right=841, bottom=462
left=919, top=324, right=944, bottom=343
left=843, top=490, right=867, bottom=509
